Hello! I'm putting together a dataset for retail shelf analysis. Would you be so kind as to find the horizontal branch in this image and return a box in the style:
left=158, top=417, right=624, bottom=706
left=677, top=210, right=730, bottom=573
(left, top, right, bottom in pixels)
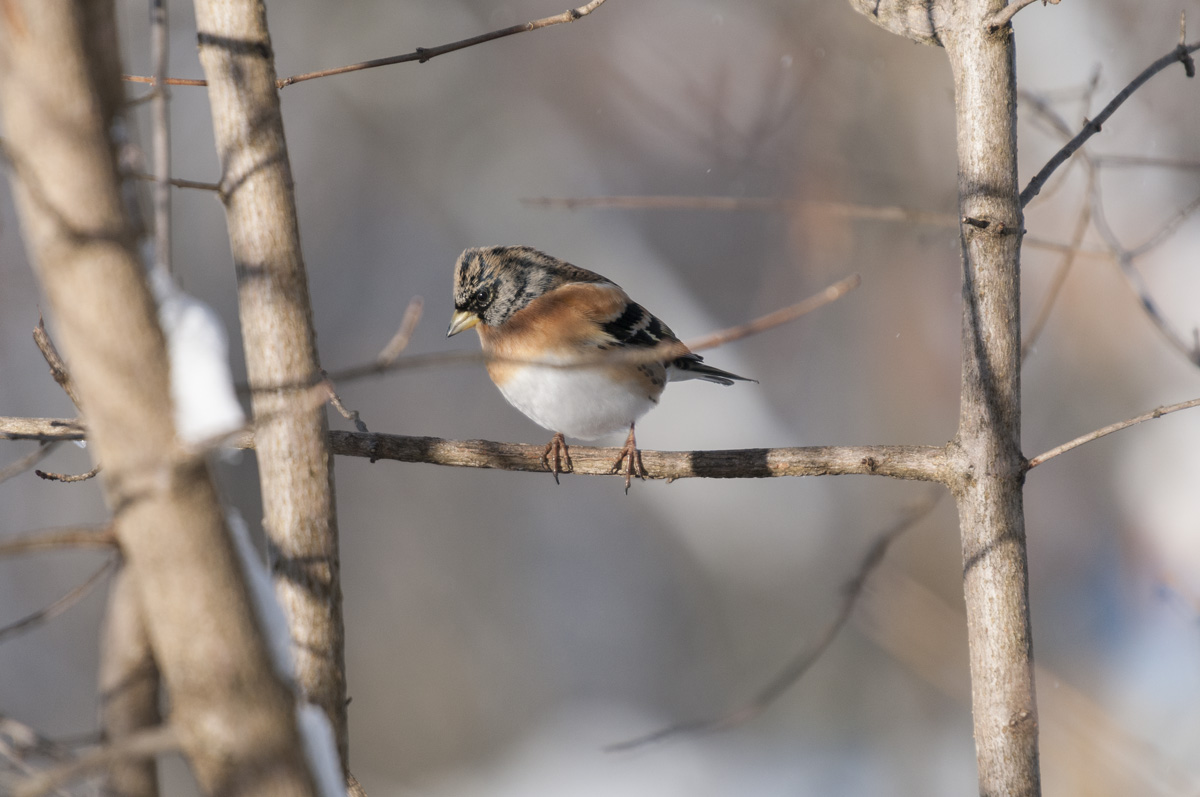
left=0, top=526, right=116, bottom=557
left=1, top=417, right=949, bottom=483
left=522, top=195, right=958, bottom=226
left=327, top=432, right=947, bottom=481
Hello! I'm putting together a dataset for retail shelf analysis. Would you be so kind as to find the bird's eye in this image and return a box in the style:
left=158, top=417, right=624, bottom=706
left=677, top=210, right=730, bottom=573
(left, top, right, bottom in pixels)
left=472, top=285, right=493, bottom=308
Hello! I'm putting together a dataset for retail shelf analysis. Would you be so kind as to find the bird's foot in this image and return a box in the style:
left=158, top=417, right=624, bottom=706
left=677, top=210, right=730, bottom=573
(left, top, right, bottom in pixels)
left=541, top=432, right=573, bottom=484
left=610, top=424, right=648, bottom=494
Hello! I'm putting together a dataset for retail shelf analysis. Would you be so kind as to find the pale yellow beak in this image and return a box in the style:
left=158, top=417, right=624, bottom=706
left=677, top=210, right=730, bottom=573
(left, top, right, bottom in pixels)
left=447, top=309, right=481, bottom=337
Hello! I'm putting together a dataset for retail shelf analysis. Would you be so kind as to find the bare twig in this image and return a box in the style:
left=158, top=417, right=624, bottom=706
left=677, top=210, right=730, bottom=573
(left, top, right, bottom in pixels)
left=324, top=274, right=860, bottom=386
left=0, top=526, right=116, bottom=557
left=522, top=195, right=959, bottom=226
left=123, top=0, right=608, bottom=89
left=376, top=297, right=424, bottom=366
left=325, top=384, right=368, bottom=434
left=1092, top=186, right=1200, bottom=365
left=608, top=487, right=945, bottom=751
left=150, top=0, right=169, bottom=272
left=12, top=725, right=179, bottom=797
left=132, top=172, right=220, bottom=192
left=686, top=273, right=860, bottom=352
left=33, top=318, right=82, bottom=409
left=985, top=0, right=1060, bottom=33
left=35, top=464, right=100, bottom=483
left=0, top=558, right=117, bottom=645
left=1028, top=397, right=1200, bottom=468
left=1093, top=154, right=1200, bottom=170
left=0, top=443, right=56, bottom=486
left=1021, top=38, right=1200, bottom=206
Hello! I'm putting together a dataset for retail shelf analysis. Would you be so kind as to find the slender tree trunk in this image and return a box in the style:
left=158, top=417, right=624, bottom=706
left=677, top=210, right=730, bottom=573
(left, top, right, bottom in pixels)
left=0, top=2, right=318, bottom=794
left=945, top=3, right=1039, bottom=795
left=192, top=0, right=350, bottom=772
left=845, top=0, right=1040, bottom=792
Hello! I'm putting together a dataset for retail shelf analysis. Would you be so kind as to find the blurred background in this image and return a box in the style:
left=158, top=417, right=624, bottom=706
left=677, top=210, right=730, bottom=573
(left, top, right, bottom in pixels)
left=3, top=0, right=1200, bottom=794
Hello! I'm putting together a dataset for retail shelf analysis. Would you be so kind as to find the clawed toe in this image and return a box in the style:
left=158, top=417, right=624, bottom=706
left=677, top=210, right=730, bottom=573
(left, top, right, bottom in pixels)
left=541, top=432, right=573, bottom=484
left=610, top=424, right=648, bottom=494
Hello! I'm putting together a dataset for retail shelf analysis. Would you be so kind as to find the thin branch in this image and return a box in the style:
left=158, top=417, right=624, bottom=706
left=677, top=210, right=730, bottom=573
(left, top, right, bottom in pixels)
left=33, top=318, right=82, bottom=409
left=687, top=274, right=860, bottom=352
left=522, top=195, right=959, bottom=226
left=376, top=296, right=424, bottom=366
left=12, top=725, right=179, bottom=797
left=35, top=464, right=100, bottom=483
left=150, top=0, right=170, bottom=272
left=0, top=443, right=56, bottom=486
left=1021, top=195, right=1090, bottom=361
left=325, top=274, right=860, bottom=386
left=608, top=487, right=945, bottom=751
left=1028, top=397, right=1200, bottom=467
left=0, top=526, right=116, bottom=557
left=985, top=0, right=1060, bottom=33
left=131, top=172, right=219, bottom=192
left=0, top=558, right=117, bottom=645
left=1021, top=38, right=1200, bottom=207
left=122, top=0, right=608, bottom=89
left=1091, top=183, right=1200, bottom=365
left=1093, top=154, right=1200, bottom=170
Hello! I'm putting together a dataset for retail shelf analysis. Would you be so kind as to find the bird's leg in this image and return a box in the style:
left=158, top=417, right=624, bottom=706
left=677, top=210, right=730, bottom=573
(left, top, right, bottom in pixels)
left=541, top=432, right=573, bottom=484
left=611, top=423, right=648, bottom=493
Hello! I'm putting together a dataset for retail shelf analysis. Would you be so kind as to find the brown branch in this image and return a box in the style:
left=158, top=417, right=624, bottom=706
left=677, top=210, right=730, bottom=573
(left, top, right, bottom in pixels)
left=122, top=0, right=608, bottom=90
left=0, top=417, right=84, bottom=442
left=35, top=464, right=100, bottom=483
left=608, top=486, right=945, bottom=751
left=132, top=172, right=220, bottom=192
left=12, top=725, right=179, bottom=797
left=33, top=318, right=81, bottom=409
left=0, top=557, right=116, bottom=645
left=1028, top=397, right=1200, bottom=468
left=0, top=417, right=950, bottom=482
left=1021, top=38, right=1200, bottom=207
left=522, top=195, right=959, bottom=226
left=0, top=526, right=116, bottom=557
left=985, top=0, right=1060, bottom=33
left=0, top=443, right=56, bottom=486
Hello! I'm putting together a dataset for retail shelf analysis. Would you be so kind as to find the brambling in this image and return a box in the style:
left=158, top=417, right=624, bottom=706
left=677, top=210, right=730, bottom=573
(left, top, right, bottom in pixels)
left=447, top=246, right=755, bottom=490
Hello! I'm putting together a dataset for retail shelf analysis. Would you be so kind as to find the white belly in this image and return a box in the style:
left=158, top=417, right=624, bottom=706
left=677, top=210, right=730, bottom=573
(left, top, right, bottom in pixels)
left=495, top=365, right=658, bottom=440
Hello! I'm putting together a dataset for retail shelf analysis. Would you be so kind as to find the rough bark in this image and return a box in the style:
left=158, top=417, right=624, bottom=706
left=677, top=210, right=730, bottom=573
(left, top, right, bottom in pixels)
left=191, top=0, right=349, bottom=772
left=944, top=5, right=1038, bottom=791
left=847, top=0, right=1039, bottom=793
left=0, top=2, right=318, bottom=794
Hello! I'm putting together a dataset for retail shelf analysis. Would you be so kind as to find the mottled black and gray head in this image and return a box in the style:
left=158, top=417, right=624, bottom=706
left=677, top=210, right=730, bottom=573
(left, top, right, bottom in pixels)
left=447, top=245, right=611, bottom=335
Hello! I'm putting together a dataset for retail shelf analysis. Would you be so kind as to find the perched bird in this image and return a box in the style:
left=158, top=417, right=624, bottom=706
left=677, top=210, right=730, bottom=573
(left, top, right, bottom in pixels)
left=447, top=246, right=755, bottom=490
